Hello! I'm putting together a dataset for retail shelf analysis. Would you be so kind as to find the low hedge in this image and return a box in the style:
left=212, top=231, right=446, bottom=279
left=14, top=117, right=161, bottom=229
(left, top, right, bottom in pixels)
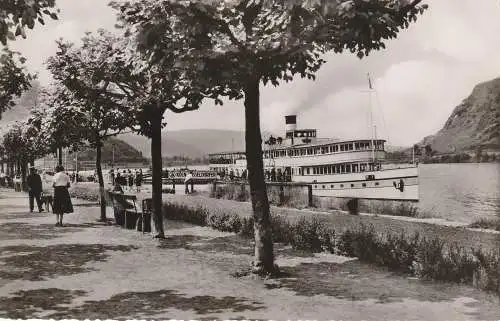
left=163, top=201, right=500, bottom=295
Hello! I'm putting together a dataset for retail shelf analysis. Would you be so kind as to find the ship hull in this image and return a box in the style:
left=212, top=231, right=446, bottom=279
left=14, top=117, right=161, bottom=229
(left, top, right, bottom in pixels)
left=301, top=167, right=419, bottom=201
left=210, top=164, right=419, bottom=201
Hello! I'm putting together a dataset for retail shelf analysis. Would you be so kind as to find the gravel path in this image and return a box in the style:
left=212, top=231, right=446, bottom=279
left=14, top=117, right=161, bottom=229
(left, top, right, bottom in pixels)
left=0, top=187, right=499, bottom=320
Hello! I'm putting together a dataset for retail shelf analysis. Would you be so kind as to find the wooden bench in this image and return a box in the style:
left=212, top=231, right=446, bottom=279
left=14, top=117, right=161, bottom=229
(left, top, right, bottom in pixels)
left=107, top=191, right=152, bottom=232
left=108, top=191, right=142, bottom=230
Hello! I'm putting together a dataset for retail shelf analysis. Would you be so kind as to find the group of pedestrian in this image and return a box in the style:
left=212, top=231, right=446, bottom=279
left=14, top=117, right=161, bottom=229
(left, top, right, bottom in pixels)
left=109, top=168, right=143, bottom=193
left=26, top=165, right=73, bottom=227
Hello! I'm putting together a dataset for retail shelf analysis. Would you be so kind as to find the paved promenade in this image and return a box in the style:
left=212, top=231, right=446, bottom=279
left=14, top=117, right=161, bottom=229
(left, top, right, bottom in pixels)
left=0, top=187, right=499, bottom=320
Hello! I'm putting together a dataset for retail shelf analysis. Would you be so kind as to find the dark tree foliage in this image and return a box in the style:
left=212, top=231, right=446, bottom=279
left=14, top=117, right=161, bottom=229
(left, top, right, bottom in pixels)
left=0, top=48, right=33, bottom=118
left=0, top=0, right=59, bottom=45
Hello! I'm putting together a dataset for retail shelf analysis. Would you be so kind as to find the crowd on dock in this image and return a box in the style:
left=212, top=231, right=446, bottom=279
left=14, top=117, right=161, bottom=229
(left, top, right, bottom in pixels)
left=108, top=168, right=143, bottom=192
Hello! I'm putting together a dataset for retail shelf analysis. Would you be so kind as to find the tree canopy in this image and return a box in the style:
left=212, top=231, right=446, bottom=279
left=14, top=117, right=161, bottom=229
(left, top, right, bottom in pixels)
left=0, top=0, right=59, bottom=45
left=0, top=48, right=33, bottom=118
left=113, top=0, right=427, bottom=93
left=47, top=32, right=134, bottom=145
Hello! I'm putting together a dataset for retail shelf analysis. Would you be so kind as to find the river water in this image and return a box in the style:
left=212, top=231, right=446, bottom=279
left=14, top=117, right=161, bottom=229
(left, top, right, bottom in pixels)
left=418, top=163, right=499, bottom=223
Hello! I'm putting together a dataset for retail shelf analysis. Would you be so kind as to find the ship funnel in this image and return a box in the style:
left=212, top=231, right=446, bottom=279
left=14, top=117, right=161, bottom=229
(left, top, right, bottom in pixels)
left=285, top=115, right=297, bottom=133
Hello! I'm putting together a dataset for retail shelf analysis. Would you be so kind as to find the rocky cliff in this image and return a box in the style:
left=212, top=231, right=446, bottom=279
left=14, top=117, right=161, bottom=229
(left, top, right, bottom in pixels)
left=419, top=77, right=500, bottom=153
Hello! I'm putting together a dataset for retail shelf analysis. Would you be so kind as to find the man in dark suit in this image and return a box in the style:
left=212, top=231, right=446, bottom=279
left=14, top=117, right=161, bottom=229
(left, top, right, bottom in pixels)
left=27, top=167, right=44, bottom=213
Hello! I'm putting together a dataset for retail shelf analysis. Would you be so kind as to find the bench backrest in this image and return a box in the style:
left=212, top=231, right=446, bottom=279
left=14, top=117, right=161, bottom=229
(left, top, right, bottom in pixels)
left=109, top=192, right=137, bottom=210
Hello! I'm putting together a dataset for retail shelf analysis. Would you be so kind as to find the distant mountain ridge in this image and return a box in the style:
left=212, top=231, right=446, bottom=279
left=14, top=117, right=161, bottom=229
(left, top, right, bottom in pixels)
left=118, top=129, right=246, bottom=158
left=416, top=77, right=500, bottom=153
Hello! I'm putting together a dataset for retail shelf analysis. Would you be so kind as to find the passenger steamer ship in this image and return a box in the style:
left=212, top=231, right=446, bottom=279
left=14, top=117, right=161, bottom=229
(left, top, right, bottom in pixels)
left=208, top=77, right=419, bottom=202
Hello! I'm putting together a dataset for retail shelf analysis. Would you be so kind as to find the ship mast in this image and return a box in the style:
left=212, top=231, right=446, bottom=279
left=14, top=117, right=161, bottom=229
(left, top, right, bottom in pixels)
left=367, top=73, right=376, bottom=167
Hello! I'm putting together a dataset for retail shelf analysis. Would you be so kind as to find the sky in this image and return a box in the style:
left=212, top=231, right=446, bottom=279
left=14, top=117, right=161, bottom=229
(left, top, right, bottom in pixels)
left=6, top=0, right=500, bottom=147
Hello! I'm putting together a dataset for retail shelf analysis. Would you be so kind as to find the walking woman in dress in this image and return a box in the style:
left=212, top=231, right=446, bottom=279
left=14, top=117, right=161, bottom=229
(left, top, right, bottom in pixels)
left=52, top=165, right=73, bottom=226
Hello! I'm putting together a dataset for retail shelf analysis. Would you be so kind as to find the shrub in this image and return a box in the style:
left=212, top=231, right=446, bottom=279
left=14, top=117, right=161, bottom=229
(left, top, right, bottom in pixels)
left=207, top=211, right=242, bottom=233
left=270, top=215, right=293, bottom=244
left=469, top=218, right=500, bottom=231
left=163, top=203, right=207, bottom=226
left=240, top=217, right=254, bottom=238
left=473, top=248, right=500, bottom=293
left=381, top=232, right=420, bottom=273
left=69, top=186, right=100, bottom=202
left=289, top=216, right=333, bottom=253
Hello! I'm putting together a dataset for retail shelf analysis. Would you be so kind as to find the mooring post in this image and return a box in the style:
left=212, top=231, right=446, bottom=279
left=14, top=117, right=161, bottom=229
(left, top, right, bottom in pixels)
left=347, top=198, right=359, bottom=215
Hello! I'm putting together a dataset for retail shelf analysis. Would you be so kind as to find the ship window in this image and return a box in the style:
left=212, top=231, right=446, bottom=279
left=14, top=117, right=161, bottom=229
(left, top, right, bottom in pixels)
left=306, top=168, right=310, bottom=175
left=322, top=185, right=325, bottom=189
left=314, top=185, right=317, bottom=188
left=346, top=165, right=351, bottom=173
left=331, top=185, right=334, bottom=188
left=340, top=184, right=344, bottom=188
left=340, top=145, right=345, bottom=151
left=351, top=183, right=354, bottom=188
left=362, top=183, right=366, bottom=187
left=349, top=144, right=353, bottom=151
left=375, top=182, right=379, bottom=186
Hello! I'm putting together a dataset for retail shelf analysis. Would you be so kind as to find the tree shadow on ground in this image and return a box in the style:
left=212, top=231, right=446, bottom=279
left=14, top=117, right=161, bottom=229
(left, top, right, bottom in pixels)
left=0, top=222, right=103, bottom=241
left=185, top=234, right=314, bottom=258
left=0, top=244, right=137, bottom=281
left=0, top=288, right=86, bottom=319
left=45, top=289, right=264, bottom=319
left=0, top=212, right=49, bottom=220
left=188, top=234, right=254, bottom=256
left=274, top=260, right=496, bottom=305
left=0, top=223, right=84, bottom=240
left=156, top=235, right=212, bottom=250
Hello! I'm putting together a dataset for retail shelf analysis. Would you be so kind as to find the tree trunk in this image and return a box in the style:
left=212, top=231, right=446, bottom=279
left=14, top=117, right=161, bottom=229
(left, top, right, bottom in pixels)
left=58, top=147, right=63, bottom=166
left=151, top=109, right=165, bottom=238
left=96, top=141, right=107, bottom=222
left=244, top=77, right=277, bottom=275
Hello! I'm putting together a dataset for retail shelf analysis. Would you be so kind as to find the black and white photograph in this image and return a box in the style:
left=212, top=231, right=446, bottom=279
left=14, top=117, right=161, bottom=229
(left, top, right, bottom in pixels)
left=0, top=0, right=499, bottom=320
